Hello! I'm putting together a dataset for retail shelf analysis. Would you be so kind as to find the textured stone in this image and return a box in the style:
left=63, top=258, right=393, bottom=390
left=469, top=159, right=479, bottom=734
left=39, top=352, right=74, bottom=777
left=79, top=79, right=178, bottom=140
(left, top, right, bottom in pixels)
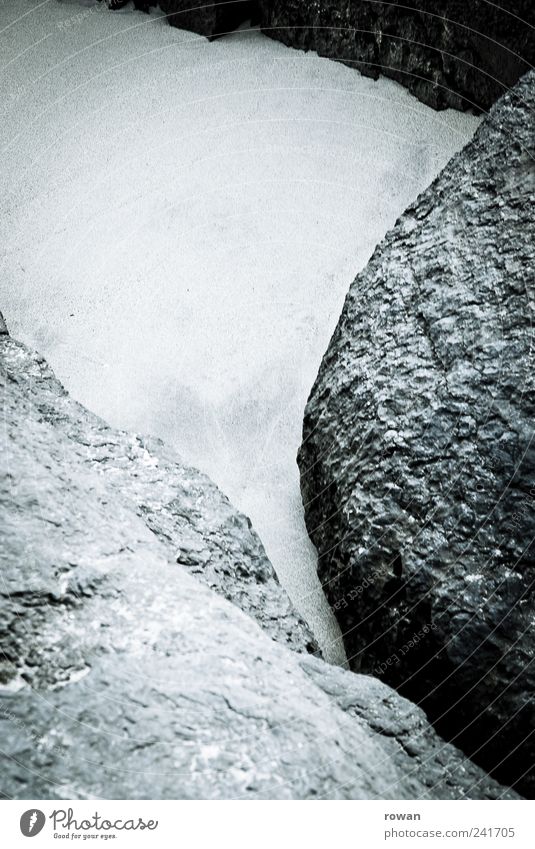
left=0, top=326, right=517, bottom=799
left=259, top=1, right=535, bottom=111
left=160, top=0, right=254, bottom=38
left=299, top=72, right=535, bottom=795
left=0, top=319, right=315, bottom=657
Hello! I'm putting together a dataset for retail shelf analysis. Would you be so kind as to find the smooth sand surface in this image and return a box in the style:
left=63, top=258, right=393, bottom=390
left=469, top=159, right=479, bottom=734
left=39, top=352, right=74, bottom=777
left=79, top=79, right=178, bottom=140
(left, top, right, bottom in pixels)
left=0, top=0, right=480, bottom=662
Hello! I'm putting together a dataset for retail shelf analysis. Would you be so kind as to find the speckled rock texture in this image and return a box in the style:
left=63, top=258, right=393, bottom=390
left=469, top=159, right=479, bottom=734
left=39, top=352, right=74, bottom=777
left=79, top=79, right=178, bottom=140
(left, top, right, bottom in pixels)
left=259, top=0, right=535, bottom=111
left=0, top=322, right=316, bottom=657
left=299, top=72, right=535, bottom=796
left=0, top=326, right=519, bottom=800
left=159, top=0, right=254, bottom=38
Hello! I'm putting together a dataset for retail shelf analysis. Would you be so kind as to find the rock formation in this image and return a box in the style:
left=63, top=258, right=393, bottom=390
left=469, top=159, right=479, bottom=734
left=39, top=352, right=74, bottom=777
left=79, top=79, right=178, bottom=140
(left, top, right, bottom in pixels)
left=299, top=71, right=535, bottom=795
left=160, top=0, right=255, bottom=38
left=259, top=1, right=534, bottom=111
left=109, top=3, right=533, bottom=111
left=0, top=317, right=315, bottom=658
left=0, top=323, right=518, bottom=799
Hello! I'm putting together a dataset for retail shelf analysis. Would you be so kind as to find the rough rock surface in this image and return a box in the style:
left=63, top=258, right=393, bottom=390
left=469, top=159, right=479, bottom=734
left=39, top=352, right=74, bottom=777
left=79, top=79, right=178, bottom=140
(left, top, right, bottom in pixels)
left=160, top=0, right=254, bottom=38
left=0, top=327, right=518, bottom=800
left=299, top=72, right=535, bottom=796
left=0, top=319, right=315, bottom=657
left=259, top=0, right=535, bottom=111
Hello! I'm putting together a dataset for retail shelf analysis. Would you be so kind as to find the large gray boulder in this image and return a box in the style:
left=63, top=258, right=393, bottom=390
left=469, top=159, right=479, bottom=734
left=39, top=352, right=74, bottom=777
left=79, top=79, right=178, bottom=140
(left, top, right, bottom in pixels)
left=0, top=317, right=315, bottom=657
left=259, top=1, right=534, bottom=111
left=0, top=327, right=517, bottom=799
left=299, top=72, right=535, bottom=795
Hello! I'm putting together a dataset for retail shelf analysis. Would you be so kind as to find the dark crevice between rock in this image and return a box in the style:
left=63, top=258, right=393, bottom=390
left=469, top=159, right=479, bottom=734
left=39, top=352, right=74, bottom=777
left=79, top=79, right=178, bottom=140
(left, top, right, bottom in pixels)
left=392, top=552, right=403, bottom=579
left=159, top=0, right=257, bottom=39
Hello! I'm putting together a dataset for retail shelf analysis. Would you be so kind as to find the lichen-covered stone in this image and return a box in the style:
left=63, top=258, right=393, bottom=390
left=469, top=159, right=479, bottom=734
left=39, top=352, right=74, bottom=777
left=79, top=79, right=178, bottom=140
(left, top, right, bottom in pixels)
left=0, top=327, right=517, bottom=799
left=259, top=1, right=534, bottom=111
left=299, top=72, right=535, bottom=795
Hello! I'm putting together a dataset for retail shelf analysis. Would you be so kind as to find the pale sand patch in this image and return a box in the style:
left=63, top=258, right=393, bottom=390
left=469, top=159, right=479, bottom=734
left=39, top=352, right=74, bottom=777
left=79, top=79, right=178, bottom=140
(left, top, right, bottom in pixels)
left=0, top=0, right=480, bottom=662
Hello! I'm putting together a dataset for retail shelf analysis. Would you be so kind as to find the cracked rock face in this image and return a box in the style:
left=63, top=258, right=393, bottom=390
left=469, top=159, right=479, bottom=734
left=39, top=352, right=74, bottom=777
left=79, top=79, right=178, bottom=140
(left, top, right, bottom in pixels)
left=259, top=0, right=534, bottom=111
left=298, top=72, right=535, bottom=796
left=0, top=329, right=517, bottom=799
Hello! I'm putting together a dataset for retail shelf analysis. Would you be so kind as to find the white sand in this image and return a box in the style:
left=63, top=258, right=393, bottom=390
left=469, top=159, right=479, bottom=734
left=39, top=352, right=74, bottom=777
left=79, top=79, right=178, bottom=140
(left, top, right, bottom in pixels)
left=0, top=0, right=479, bottom=663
